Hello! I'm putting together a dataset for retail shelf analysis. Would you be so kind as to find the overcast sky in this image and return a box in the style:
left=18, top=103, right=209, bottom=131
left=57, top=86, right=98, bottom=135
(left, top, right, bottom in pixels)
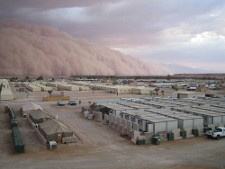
left=1, top=0, right=225, bottom=73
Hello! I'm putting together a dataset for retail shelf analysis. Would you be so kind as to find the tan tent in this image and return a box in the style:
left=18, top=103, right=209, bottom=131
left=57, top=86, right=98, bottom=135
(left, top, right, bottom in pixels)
left=29, top=109, right=52, bottom=123
left=38, top=119, right=73, bottom=142
left=22, top=102, right=43, bottom=117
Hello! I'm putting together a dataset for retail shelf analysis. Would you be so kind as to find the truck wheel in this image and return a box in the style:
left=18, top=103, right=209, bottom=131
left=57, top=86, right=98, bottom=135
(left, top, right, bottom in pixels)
left=216, top=135, right=220, bottom=140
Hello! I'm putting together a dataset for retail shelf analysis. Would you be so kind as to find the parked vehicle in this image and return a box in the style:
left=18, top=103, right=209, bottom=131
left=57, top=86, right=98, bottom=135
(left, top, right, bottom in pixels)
left=206, top=127, right=225, bottom=139
left=57, top=100, right=65, bottom=106
left=68, top=100, right=77, bottom=106
left=47, top=140, right=57, bottom=149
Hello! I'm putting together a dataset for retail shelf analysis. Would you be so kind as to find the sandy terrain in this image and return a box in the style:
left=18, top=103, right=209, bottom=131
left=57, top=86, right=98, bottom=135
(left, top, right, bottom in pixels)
left=0, top=84, right=225, bottom=169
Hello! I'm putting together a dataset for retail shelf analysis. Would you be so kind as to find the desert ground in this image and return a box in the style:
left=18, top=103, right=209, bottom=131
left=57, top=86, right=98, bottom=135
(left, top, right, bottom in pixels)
left=0, top=84, right=225, bottom=169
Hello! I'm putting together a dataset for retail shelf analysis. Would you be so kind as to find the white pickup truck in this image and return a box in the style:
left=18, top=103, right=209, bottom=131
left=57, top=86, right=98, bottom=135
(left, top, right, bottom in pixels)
left=206, top=127, right=225, bottom=139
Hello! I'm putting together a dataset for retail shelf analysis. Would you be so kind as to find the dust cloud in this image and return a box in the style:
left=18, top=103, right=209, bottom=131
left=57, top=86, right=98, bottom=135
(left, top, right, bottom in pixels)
left=0, top=20, right=168, bottom=76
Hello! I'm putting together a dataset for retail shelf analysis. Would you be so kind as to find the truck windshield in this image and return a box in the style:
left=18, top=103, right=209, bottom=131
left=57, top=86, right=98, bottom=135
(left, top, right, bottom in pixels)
left=214, top=129, right=222, bottom=132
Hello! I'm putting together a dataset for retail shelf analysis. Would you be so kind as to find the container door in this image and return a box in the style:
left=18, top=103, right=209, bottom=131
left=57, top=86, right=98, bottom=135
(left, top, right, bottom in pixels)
left=57, top=133, right=62, bottom=143
left=147, top=123, right=153, bottom=132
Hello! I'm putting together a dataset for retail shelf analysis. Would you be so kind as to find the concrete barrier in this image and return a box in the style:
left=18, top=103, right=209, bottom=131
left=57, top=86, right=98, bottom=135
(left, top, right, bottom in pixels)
left=157, top=131, right=167, bottom=142
left=184, top=128, right=194, bottom=138
left=144, top=132, right=154, bottom=144
left=172, top=128, right=182, bottom=140
left=62, top=136, right=79, bottom=144
left=27, top=116, right=35, bottom=128
left=34, top=127, right=47, bottom=145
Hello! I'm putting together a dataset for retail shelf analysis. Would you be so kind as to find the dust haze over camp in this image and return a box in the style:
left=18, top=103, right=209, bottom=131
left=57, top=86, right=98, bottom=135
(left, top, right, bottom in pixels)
left=0, top=20, right=167, bottom=76
left=0, top=0, right=225, bottom=75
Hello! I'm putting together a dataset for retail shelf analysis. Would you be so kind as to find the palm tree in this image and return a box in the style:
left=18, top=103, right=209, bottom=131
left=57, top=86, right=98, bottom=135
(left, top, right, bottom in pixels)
left=150, top=91, right=153, bottom=96
left=152, top=91, right=156, bottom=97
left=154, top=88, right=160, bottom=95
left=172, top=85, right=178, bottom=91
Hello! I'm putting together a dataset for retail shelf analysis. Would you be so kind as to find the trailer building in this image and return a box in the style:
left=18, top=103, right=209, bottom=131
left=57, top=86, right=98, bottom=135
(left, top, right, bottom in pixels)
left=145, top=108, right=204, bottom=136
left=172, top=107, right=225, bottom=129
left=0, top=79, right=15, bottom=101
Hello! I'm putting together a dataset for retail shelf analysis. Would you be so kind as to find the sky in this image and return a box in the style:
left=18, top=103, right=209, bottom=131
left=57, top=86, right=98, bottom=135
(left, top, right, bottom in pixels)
left=0, top=0, right=225, bottom=74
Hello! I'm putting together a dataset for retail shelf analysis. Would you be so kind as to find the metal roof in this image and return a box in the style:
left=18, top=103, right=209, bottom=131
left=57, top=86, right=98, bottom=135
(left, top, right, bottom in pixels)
left=159, top=100, right=190, bottom=107
left=172, top=107, right=223, bottom=117
left=145, top=108, right=203, bottom=120
left=191, top=105, right=225, bottom=114
left=99, top=103, right=134, bottom=111
left=117, top=101, right=152, bottom=109
left=121, top=109, right=177, bottom=123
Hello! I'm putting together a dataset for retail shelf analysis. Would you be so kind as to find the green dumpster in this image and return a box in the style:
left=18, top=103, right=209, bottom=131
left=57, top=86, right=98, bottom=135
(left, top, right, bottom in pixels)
left=192, top=129, right=199, bottom=137
left=167, top=132, right=174, bottom=141
left=152, top=135, right=161, bottom=145
left=180, top=130, right=187, bottom=139
left=136, top=139, right=145, bottom=145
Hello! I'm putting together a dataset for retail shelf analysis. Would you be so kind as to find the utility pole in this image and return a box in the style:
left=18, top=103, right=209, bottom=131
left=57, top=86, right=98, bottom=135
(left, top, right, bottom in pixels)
left=0, top=84, right=3, bottom=100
